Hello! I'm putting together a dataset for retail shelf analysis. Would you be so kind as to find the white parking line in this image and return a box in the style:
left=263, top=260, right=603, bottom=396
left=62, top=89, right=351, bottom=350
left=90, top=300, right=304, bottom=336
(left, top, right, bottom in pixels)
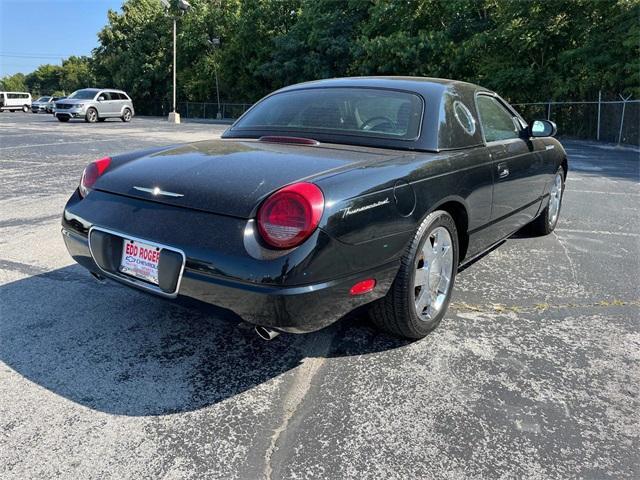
left=556, top=228, right=640, bottom=238
left=568, top=190, right=640, bottom=196
left=0, top=139, right=113, bottom=150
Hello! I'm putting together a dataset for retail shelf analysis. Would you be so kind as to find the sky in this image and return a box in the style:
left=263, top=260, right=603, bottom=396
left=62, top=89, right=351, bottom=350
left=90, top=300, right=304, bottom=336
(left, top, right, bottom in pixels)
left=0, top=0, right=123, bottom=77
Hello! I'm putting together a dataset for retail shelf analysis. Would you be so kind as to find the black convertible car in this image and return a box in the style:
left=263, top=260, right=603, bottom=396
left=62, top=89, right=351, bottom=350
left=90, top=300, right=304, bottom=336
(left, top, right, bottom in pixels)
left=62, top=77, right=567, bottom=340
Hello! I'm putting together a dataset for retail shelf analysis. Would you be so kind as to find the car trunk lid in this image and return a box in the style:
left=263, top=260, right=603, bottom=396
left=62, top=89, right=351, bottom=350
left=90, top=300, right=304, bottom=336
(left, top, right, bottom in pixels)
left=94, top=139, right=398, bottom=218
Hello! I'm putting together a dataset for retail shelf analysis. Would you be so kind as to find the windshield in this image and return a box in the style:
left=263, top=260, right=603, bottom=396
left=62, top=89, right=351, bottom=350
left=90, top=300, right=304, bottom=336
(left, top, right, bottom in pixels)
left=68, top=89, right=98, bottom=100
left=37, top=97, right=51, bottom=102
left=234, top=88, right=423, bottom=140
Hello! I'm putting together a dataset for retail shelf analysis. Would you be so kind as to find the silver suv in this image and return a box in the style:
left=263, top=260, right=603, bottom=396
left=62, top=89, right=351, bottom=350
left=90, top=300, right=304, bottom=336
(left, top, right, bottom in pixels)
left=55, top=88, right=134, bottom=123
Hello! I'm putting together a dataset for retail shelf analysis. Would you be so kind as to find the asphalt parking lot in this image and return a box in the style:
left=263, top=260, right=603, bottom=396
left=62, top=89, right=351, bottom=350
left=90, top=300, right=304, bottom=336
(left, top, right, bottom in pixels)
left=1, top=113, right=639, bottom=479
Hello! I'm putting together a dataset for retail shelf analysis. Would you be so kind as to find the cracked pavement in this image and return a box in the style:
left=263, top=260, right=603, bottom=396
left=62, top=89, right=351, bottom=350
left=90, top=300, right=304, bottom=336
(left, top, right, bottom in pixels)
left=1, top=114, right=639, bottom=479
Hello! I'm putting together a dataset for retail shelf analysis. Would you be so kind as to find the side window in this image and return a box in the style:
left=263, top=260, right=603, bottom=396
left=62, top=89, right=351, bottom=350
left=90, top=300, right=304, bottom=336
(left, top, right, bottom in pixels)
left=476, top=95, right=520, bottom=143
left=97, top=92, right=108, bottom=101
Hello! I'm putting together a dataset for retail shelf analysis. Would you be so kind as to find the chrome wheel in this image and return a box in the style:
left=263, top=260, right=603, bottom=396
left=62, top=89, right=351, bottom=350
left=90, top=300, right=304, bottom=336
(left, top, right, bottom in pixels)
left=414, top=226, right=454, bottom=320
left=87, top=109, right=97, bottom=123
left=548, top=172, right=563, bottom=227
left=123, top=109, right=132, bottom=122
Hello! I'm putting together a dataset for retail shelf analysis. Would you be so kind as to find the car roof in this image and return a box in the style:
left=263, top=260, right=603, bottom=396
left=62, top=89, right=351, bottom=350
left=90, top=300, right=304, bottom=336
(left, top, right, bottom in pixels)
left=72, top=88, right=128, bottom=94
left=248, top=76, right=495, bottom=151
left=277, top=76, right=490, bottom=96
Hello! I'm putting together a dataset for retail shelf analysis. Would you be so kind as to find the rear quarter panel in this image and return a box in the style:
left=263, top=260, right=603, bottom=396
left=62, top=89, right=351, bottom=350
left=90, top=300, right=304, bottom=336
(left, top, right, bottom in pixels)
left=316, top=146, right=493, bottom=261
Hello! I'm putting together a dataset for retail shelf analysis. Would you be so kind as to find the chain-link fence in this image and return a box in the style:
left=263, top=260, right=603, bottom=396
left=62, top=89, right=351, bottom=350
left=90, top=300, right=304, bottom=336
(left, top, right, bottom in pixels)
left=153, top=98, right=638, bottom=146
left=513, top=100, right=639, bottom=146
left=176, top=102, right=252, bottom=121
left=136, top=101, right=252, bottom=120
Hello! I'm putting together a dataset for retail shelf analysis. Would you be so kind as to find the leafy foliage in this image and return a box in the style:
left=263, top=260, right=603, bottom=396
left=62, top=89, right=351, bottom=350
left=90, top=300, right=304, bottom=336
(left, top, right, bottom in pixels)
left=2, top=0, right=637, bottom=110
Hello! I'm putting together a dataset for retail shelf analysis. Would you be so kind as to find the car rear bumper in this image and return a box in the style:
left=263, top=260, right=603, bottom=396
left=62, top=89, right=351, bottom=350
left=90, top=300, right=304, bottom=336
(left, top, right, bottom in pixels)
left=62, top=226, right=397, bottom=333
left=61, top=190, right=401, bottom=333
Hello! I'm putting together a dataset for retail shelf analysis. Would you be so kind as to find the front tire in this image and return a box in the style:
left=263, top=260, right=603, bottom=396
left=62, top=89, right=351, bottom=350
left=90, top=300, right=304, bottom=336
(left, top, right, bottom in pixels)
left=369, top=210, right=459, bottom=339
left=57, top=116, right=69, bottom=122
left=85, top=108, right=98, bottom=123
left=528, top=168, right=565, bottom=235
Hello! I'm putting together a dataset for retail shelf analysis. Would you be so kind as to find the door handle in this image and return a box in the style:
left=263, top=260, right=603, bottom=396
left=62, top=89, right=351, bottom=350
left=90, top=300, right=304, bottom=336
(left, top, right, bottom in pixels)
left=497, top=163, right=510, bottom=179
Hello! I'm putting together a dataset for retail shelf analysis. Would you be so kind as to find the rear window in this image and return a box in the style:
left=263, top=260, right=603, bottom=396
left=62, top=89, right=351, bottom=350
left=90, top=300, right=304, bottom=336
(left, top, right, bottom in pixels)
left=234, top=88, right=423, bottom=140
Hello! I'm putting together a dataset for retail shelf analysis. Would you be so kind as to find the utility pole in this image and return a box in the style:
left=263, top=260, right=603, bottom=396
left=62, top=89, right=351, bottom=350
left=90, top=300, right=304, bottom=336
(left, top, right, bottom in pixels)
left=161, top=0, right=191, bottom=124
left=207, top=37, right=222, bottom=119
left=171, top=17, right=178, bottom=123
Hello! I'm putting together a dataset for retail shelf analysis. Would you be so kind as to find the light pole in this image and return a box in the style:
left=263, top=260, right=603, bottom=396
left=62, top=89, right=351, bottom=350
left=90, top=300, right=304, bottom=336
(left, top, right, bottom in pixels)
left=207, top=37, right=222, bottom=119
left=161, top=0, right=191, bottom=124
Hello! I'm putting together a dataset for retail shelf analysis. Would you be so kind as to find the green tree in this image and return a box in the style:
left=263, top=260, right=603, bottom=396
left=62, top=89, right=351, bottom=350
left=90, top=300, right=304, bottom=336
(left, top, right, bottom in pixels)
left=24, top=64, right=63, bottom=96
left=93, top=0, right=173, bottom=113
left=0, top=73, right=27, bottom=92
left=60, top=56, right=96, bottom=94
left=12, top=0, right=637, bottom=112
left=259, top=0, right=367, bottom=91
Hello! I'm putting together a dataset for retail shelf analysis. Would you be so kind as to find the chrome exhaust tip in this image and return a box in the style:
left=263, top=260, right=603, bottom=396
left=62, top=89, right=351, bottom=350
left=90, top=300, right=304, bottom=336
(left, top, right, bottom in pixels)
left=90, top=271, right=105, bottom=283
left=255, top=325, right=281, bottom=341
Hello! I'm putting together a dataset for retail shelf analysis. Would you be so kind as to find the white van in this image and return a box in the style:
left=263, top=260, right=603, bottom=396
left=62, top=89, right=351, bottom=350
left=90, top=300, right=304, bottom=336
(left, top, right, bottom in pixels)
left=0, top=92, right=32, bottom=112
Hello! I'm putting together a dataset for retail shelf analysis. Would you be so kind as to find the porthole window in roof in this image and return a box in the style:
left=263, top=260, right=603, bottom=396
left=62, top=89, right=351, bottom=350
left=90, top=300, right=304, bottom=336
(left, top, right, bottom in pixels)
left=453, top=100, right=476, bottom=135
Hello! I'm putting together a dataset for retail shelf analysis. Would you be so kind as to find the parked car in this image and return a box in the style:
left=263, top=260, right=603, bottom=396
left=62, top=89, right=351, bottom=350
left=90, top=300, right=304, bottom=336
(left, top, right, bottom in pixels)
left=61, top=77, right=567, bottom=340
left=31, top=96, right=53, bottom=113
left=47, top=96, right=64, bottom=114
left=54, top=88, right=134, bottom=123
left=0, top=91, right=32, bottom=112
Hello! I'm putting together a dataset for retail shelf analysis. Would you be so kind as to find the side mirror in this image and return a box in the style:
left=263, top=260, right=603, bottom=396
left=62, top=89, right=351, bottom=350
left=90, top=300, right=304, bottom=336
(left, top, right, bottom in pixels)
left=530, top=119, right=557, bottom=137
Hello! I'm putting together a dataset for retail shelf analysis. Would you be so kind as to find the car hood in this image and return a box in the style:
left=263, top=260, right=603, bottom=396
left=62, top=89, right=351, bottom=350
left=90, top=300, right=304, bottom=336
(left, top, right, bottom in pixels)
left=94, top=139, right=399, bottom=218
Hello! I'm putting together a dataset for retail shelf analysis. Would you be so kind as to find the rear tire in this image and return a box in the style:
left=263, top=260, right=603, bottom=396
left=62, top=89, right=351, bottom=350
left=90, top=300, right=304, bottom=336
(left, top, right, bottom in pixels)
left=369, top=210, right=459, bottom=339
left=121, top=108, right=132, bottom=122
left=22, top=105, right=29, bottom=112
left=528, top=168, right=565, bottom=236
left=85, top=108, right=98, bottom=123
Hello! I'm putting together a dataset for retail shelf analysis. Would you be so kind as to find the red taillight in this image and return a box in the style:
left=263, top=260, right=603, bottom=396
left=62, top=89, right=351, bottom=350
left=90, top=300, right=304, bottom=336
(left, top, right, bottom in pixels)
left=79, top=156, right=111, bottom=197
left=349, top=279, right=376, bottom=296
left=257, top=182, right=324, bottom=249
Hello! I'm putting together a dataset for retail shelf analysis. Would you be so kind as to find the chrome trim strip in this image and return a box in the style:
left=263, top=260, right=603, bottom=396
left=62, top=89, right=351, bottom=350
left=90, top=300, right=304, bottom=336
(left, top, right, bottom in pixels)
left=133, top=186, right=184, bottom=198
left=87, top=226, right=186, bottom=298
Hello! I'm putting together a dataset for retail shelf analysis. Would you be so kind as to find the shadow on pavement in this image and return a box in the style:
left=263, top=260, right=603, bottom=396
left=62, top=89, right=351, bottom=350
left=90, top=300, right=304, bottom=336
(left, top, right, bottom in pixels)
left=562, top=140, right=639, bottom=182
left=0, top=265, right=409, bottom=416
